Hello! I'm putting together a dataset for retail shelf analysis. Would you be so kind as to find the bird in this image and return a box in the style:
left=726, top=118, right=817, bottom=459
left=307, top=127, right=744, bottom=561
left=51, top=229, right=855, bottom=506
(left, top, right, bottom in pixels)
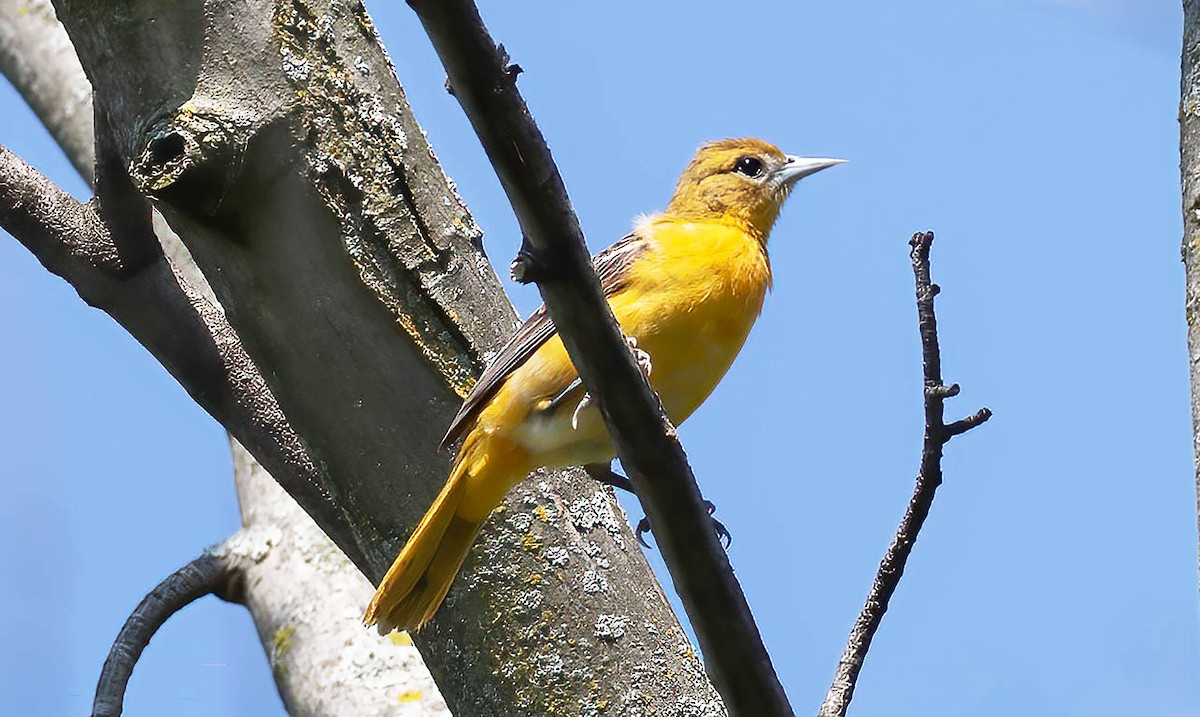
left=364, top=138, right=843, bottom=633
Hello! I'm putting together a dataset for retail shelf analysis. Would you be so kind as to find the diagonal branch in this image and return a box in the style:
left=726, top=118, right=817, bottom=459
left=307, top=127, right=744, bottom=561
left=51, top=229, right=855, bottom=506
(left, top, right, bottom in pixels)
left=818, top=231, right=992, bottom=717
left=6, top=0, right=727, bottom=711
left=0, top=141, right=357, bottom=570
left=0, top=138, right=158, bottom=278
left=0, top=143, right=113, bottom=272
left=407, top=1, right=789, bottom=714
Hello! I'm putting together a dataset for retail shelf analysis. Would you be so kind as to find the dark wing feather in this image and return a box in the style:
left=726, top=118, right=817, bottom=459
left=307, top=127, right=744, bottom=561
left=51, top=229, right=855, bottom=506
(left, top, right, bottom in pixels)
left=440, top=233, right=650, bottom=450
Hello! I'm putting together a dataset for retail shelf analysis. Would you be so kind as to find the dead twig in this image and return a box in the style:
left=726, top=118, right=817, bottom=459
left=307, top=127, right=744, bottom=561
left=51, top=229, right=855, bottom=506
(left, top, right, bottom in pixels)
left=818, top=231, right=992, bottom=717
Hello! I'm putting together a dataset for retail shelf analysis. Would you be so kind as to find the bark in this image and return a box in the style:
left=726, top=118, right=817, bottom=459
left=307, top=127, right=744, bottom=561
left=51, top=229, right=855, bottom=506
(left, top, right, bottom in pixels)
left=2, top=0, right=722, bottom=713
left=4, top=2, right=449, bottom=713
left=409, top=2, right=788, bottom=713
left=225, top=439, right=449, bottom=716
left=0, top=0, right=93, bottom=178
left=1184, top=0, right=1200, bottom=580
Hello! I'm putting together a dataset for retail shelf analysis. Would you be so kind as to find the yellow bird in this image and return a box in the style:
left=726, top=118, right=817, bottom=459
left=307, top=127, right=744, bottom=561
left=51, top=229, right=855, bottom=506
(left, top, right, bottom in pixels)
left=365, top=138, right=842, bottom=632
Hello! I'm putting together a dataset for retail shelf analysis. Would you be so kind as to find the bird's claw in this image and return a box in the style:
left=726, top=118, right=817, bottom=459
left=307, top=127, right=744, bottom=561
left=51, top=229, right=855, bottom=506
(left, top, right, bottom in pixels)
left=626, top=335, right=653, bottom=377
left=571, top=393, right=591, bottom=430
left=635, top=500, right=731, bottom=550
left=635, top=516, right=653, bottom=548
left=571, top=337, right=651, bottom=431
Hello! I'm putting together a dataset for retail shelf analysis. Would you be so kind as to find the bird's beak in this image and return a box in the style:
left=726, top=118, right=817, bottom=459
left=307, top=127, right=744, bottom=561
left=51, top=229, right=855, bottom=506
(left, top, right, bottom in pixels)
left=775, top=156, right=846, bottom=185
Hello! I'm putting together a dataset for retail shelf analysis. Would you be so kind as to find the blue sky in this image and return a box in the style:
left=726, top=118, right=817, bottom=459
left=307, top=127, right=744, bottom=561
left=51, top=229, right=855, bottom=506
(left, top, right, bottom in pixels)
left=1, top=0, right=1195, bottom=714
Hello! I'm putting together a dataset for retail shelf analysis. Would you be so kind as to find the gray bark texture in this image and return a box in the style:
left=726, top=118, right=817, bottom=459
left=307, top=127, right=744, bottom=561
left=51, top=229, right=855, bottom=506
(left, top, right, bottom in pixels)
left=0, top=0, right=93, bottom=177
left=224, top=439, right=450, bottom=716
left=409, top=4, right=790, bottom=713
left=4, top=1, right=451, bottom=713
left=1, top=0, right=724, bottom=714
left=1184, top=0, right=1200, bottom=572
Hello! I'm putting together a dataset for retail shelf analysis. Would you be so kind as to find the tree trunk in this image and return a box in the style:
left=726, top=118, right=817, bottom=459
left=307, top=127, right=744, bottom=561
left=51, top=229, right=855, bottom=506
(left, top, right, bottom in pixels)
left=1, top=0, right=724, bottom=713
left=225, top=439, right=449, bottom=715
left=2, top=2, right=449, bottom=713
left=1183, top=0, right=1200, bottom=580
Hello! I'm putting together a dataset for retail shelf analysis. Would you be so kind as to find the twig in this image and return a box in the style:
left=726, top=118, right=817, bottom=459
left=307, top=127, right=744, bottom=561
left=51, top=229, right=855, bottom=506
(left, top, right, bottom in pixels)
left=818, top=231, right=992, bottom=717
left=92, top=552, right=241, bottom=717
left=407, top=1, right=792, bottom=713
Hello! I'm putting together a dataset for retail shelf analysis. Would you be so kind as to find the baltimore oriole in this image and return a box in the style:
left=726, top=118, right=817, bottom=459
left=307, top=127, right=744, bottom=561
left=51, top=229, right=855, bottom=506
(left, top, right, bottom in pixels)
left=365, top=138, right=842, bottom=632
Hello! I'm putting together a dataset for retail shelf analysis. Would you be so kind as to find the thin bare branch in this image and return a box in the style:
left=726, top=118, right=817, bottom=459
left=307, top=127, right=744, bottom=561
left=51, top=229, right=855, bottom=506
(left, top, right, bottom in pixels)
left=92, top=553, right=240, bottom=717
left=407, top=1, right=788, bottom=714
left=6, top=0, right=725, bottom=710
left=945, top=408, right=994, bottom=439
left=819, top=231, right=992, bottom=717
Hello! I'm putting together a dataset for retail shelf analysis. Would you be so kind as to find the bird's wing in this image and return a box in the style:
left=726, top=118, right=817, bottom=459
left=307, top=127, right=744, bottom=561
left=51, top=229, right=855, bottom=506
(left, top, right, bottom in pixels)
left=440, top=233, right=651, bottom=451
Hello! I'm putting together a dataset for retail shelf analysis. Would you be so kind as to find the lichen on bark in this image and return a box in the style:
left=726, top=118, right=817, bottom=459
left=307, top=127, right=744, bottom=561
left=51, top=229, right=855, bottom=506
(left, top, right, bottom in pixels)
left=11, top=0, right=728, bottom=713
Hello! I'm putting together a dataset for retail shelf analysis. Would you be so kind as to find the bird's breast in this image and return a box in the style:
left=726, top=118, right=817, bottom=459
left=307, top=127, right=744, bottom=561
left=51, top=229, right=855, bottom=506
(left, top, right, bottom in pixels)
left=615, top=221, right=771, bottom=423
left=497, top=220, right=771, bottom=467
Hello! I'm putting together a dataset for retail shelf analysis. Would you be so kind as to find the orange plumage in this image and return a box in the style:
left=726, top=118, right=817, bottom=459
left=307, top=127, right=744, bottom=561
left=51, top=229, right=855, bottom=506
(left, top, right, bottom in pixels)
left=364, top=139, right=842, bottom=632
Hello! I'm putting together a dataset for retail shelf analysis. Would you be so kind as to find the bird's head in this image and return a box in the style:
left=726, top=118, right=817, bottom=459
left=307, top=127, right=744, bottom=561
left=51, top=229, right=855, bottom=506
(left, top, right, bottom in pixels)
left=666, top=138, right=843, bottom=241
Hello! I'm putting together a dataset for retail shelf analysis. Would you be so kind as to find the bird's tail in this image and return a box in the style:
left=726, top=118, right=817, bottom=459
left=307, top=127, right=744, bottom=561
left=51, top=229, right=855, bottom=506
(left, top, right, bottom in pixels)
left=363, top=453, right=485, bottom=634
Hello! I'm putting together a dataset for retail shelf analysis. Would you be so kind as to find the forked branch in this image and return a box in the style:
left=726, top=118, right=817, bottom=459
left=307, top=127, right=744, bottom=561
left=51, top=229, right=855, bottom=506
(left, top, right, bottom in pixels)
left=818, top=231, right=992, bottom=717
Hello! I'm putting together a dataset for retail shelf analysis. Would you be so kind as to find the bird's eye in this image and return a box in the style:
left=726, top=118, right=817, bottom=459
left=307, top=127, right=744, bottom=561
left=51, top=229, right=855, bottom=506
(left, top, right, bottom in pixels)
left=733, top=156, right=765, bottom=178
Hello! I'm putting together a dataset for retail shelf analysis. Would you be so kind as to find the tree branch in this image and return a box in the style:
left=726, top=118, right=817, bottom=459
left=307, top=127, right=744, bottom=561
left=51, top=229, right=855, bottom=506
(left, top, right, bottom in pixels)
left=0, top=3, right=360, bottom=570
left=0, top=138, right=158, bottom=278
left=6, top=0, right=724, bottom=712
left=818, top=231, right=992, bottom=717
left=92, top=553, right=239, bottom=717
left=225, top=441, right=449, bottom=715
left=407, top=1, right=788, bottom=714
left=0, top=139, right=358, bottom=571
left=0, top=0, right=94, bottom=180
left=91, top=451, right=457, bottom=717
left=0, top=143, right=112, bottom=271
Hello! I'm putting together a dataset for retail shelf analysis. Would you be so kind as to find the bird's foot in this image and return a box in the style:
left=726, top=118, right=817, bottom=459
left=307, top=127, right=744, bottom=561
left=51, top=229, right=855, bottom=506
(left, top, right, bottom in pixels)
left=571, top=393, right=591, bottom=430
left=625, top=334, right=653, bottom=377
left=635, top=500, right=731, bottom=550
left=581, top=466, right=729, bottom=549
left=583, top=463, right=635, bottom=493
left=570, top=336, right=651, bottom=430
